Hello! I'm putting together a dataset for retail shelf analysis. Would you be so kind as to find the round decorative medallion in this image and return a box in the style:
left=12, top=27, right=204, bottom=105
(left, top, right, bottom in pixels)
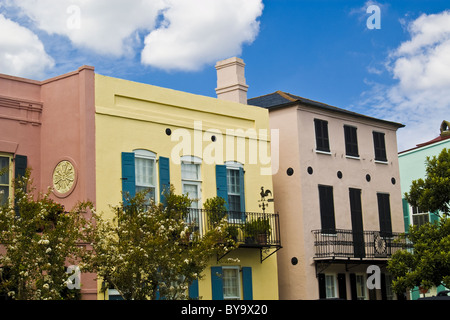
left=53, top=160, right=76, bottom=196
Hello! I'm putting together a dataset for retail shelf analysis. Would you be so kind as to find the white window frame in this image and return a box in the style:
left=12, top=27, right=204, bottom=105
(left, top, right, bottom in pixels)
left=410, top=205, right=429, bottom=227
left=0, top=154, right=13, bottom=206
left=222, top=266, right=241, bottom=300
left=225, top=162, right=243, bottom=221
left=134, top=149, right=157, bottom=201
left=181, top=156, right=203, bottom=235
left=325, top=274, right=337, bottom=299
left=355, top=274, right=367, bottom=300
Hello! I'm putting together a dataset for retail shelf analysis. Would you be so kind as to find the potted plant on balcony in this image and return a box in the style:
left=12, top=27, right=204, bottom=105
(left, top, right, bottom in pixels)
left=242, top=218, right=271, bottom=245
left=204, top=197, right=239, bottom=242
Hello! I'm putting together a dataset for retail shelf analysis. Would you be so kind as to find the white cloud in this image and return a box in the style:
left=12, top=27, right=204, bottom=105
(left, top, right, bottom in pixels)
left=141, top=0, right=264, bottom=71
left=0, top=14, right=54, bottom=78
left=7, top=0, right=263, bottom=71
left=10, top=0, right=165, bottom=56
left=359, top=11, right=450, bottom=151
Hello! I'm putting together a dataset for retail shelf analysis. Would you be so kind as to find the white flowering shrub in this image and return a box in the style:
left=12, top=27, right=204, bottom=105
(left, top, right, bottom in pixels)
left=0, top=171, right=94, bottom=300
left=85, top=186, right=237, bottom=300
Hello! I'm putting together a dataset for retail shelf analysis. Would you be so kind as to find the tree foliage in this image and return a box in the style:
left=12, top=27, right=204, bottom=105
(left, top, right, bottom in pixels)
left=387, top=217, right=450, bottom=295
left=85, top=187, right=237, bottom=300
left=0, top=172, right=94, bottom=300
left=389, top=148, right=450, bottom=295
left=405, top=148, right=450, bottom=216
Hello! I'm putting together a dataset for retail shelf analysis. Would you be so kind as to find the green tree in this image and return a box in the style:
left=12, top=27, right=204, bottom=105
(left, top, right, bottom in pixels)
left=387, top=218, right=450, bottom=295
left=86, top=186, right=237, bottom=300
left=388, top=148, right=450, bottom=296
left=405, top=148, right=450, bottom=216
left=0, top=172, right=94, bottom=300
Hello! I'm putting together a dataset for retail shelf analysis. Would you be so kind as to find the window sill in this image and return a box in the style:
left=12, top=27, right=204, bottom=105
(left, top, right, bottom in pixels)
left=374, top=160, right=389, bottom=165
left=315, top=150, right=332, bottom=155
left=345, top=155, right=360, bottom=160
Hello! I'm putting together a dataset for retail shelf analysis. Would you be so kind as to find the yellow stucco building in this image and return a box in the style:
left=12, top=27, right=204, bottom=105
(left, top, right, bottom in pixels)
left=94, top=58, right=280, bottom=300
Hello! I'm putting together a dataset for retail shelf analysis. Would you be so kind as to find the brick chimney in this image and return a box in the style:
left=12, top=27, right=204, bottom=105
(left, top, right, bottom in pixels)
left=215, top=57, right=249, bottom=104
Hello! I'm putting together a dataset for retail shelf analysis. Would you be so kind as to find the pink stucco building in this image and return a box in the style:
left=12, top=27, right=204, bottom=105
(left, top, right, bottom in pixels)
left=249, top=91, right=406, bottom=300
left=0, top=66, right=97, bottom=299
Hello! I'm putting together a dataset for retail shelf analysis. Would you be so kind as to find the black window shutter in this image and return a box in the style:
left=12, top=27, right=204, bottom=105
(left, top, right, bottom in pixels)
left=14, top=155, right=27, bottom=217
left=377, top=193, right=392, bottom=237
left=373, top=132, right=387, bottom=161
left=344, top=125, right=359, bottom=157
left=338, top=273, right=347, bottom=300
left=14, top=155, right=28, bottom=180
left=315, top=119, right=330, bottom=152
left=319, top=185, right=336, bottom=233
left=318, top=273, right=326, bottom=299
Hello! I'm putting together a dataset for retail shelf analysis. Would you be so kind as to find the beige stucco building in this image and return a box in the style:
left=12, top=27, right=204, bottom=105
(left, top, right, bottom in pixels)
left=249, top=91, right=406, bottom=300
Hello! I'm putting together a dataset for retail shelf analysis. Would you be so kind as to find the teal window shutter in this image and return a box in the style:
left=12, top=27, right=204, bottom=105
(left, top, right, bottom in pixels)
left=14, top=155, right=27, bottom=179
left=242, top=267, right=253, bottom=300
left=430, top=211, right=440, bottom=225
left=14, top=155, right=27, bottom=216
left=239, top=168, right=246, bottom=221
left=189, top=279, right=199, bottom=300
left=402, top=198, right=410, bottom=233
left=121, top=152, right=136, bottom=205
left=158, top=157, right=170, bottom=205
left=211, top=266, right=224, bottom=300
left=215, top=165, right=229, bottom=209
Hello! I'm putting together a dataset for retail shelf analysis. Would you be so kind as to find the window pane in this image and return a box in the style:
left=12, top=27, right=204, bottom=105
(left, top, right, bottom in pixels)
left=227, top=169, right=240, bottom=195
left=183, top=183, right=199, bottom=209
left=325, top=275, right=336, bottom=298
left=356, top=275, right=366, bottom=300
left=223, top=268, right=240, bottom=299
left=182, top=163, right=199, bottom=180
left=0, top=157, right=9, bottom=185
left=0, top=186, right=9, bottom=206
left=135, top=157, right=155, bottom=187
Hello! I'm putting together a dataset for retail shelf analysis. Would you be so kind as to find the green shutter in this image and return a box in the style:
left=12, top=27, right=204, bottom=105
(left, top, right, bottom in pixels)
left=14, top=155, right=27, bottom=180
left=430, top=211, right=440, bottom=225
left=215, top=165, right=229, bottom=210
left=211, top=267, right=223, bottom=300
left=242, top=267, right=253, bottom=300
left=14, top=155, right=27, bottom=216
left=239, top=168, right=246, bottom=213
left=189, top=279, right=199, bottom=300
left=402, top=198, right=410, bottom=233
left=159, top=157, right=170, bottom=205
left=121, top=152, right=135, bottom=205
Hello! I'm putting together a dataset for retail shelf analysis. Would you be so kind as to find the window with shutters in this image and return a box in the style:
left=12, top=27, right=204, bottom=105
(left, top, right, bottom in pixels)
left=318, top=185, right=336, bottom=234
left=344, top=125, right=359, bottom=158
left=411, top=206, right=429, bottom=227
left=314, top=119, right=330, bottom=153
left=0, top=154, right=12, bottom=206
left=222, top=266, right=241, bottom=300
left=134, top=150, right=157, bottom=202
left=373, top=131, right=387, bottom=162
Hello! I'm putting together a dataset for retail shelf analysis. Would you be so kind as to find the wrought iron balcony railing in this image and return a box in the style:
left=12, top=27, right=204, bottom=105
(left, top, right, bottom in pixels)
left=312, top=229, right=409, bottom=260
left=186, top=208, right=281, bottom=248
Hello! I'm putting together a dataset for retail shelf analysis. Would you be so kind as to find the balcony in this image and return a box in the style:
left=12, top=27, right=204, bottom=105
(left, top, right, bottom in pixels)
left=312, top=229, right=409, bottom=260
left=187, top=209, right=282, bottom=262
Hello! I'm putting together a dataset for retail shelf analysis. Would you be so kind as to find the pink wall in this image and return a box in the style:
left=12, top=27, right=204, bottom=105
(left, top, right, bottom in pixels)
left=0, top=66, right=97, bottom=300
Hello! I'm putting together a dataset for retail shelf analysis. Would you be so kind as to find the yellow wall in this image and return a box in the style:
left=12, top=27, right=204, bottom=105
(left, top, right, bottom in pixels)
left=94, top=74, right=279, bottom=300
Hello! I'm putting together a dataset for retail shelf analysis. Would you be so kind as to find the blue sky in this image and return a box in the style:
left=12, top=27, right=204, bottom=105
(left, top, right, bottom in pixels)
left=1, top=1, right=449, bottom=151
